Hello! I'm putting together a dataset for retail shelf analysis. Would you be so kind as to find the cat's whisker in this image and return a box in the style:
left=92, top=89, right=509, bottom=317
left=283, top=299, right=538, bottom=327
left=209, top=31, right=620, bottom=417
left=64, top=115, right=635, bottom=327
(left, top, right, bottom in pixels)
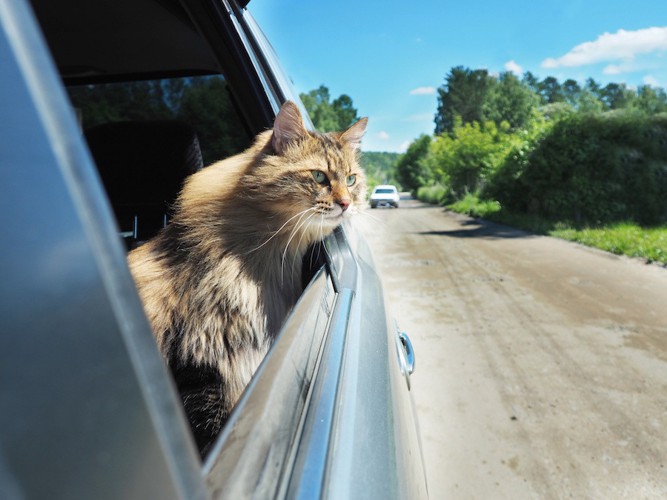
left=249, top=207, right=316, bottom=253
left=281, top=211, right=317, bottom=285
left=317, top=215, right=334, bottom=265
left=291, top=211, right=319, bottom=276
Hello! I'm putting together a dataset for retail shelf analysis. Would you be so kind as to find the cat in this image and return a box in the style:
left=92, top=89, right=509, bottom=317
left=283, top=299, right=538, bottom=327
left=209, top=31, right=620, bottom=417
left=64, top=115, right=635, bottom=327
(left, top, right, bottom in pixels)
left=128, top=100, right=368, bottom=454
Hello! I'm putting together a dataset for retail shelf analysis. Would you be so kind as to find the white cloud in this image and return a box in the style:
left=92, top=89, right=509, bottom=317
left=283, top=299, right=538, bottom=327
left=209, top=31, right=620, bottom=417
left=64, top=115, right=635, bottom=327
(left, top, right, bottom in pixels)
left=643, top=75, right=660, bottom=86
left=504, top=59, right=523, bottom=75
left=603, top=63, right=626, bottom=75
left=409, top=86, right=436, bottom=95
left=376, top=131, right=390, bottom=140
left=541, top=26, right=667, bottom=68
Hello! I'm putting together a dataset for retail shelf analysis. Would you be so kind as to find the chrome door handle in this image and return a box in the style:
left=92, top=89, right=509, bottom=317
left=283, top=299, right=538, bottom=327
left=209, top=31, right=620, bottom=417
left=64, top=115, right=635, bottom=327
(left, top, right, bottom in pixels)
left=398, top=331, right=415, bottom=376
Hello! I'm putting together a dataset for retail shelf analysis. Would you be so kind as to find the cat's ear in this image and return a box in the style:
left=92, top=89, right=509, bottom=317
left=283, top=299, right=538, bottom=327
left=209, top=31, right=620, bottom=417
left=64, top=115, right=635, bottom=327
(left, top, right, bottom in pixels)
left=340, top=117, right=368, bottom=150
left=272, top=101, right=309, bottom=154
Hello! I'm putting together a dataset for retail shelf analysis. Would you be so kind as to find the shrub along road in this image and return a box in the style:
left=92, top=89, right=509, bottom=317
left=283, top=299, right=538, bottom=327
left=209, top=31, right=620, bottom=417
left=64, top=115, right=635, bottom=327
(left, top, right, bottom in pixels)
left=359, top=197, right=667, bottom=499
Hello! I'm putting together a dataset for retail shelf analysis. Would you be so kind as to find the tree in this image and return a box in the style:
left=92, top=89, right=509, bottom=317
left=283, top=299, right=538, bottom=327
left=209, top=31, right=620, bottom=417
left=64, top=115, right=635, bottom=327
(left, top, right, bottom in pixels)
left=576, top=89, right=604, bottom=114
left=537, top=76, right=564, bottom=104
left=562, top=79, right=582, bottom=106
left=522, top=71, right=540, bottom=94
left=176, top=77, right=251, bottom=164
left=484, top=71, right=539, bottom=130
left=299, top=85, right=359, bottom=132
left=395, top=135, right=432, bottom=194
left=599, top=82, right=635, bottom=110
left=430, top=120, right=511, bottom=196
left=633, top=85, right=667, bottom=114
left=360, top=151, right=400, bottom=190
left=435, top=66, right=494, bottom=134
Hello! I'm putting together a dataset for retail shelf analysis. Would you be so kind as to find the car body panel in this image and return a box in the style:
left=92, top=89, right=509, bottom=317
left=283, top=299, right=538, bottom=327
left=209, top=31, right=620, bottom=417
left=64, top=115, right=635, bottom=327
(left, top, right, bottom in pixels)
left=0, top=2, right=206, bottom=498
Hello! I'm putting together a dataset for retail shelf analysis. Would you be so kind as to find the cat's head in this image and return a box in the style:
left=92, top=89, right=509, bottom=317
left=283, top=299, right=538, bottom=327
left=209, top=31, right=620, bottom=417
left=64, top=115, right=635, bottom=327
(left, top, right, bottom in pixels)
left=248, top=101, right=368, bottom=234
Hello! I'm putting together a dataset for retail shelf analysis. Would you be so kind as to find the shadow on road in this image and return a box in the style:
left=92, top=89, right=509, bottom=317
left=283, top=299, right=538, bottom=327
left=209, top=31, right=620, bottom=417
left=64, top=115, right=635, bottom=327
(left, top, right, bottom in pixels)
left=419, top=218, right=538, bottom=241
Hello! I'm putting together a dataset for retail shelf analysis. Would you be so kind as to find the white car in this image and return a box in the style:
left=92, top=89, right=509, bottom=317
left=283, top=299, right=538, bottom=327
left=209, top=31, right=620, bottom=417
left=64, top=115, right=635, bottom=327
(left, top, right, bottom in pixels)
left=370, top=185, right=400, bottom=208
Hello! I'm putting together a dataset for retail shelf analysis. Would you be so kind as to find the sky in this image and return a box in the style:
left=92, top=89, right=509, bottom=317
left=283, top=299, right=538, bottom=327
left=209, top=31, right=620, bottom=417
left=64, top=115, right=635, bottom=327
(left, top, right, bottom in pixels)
left=250, top=0, right=667, bottom=153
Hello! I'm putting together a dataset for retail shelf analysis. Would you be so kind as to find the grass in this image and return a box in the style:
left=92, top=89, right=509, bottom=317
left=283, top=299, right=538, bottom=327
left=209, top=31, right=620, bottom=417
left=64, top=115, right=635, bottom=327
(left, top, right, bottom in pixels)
left=447, top=193, right=501, bottom=218
left=417, top=184, right=450, bottom=205
left=550, top=223, right=667, bottom=265
left=443, top=196, right=667, bottom=266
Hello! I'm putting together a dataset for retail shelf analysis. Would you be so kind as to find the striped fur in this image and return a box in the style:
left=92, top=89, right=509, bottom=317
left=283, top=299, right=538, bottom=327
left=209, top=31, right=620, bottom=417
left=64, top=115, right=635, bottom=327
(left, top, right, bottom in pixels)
left=128, top=101, right=367, bottom=453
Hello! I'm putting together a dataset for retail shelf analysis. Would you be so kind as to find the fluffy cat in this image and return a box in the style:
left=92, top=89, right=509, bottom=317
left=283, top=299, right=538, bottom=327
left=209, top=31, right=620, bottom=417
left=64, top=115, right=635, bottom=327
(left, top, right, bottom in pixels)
left=128, top=101, right=368, bottom=454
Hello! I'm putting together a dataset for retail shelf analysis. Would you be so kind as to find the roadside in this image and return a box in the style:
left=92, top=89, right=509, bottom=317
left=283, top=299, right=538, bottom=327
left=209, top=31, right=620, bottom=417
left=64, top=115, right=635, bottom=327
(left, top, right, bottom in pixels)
left=360, top=197, right=667, bottom=499
left=427, top=192, right=667, bottom=266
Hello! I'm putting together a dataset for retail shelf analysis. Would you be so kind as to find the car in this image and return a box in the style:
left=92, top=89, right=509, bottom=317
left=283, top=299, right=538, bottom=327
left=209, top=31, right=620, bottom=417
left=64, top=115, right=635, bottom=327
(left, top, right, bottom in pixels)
left=370, top=184, right=401, bottom=208
left=0, top=0, right=428, bottom=499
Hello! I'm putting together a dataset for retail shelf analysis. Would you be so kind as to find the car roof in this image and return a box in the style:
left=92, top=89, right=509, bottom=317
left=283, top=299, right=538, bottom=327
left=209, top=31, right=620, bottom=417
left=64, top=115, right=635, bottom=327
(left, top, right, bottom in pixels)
left=30, top=0, right=247, bottom=84
left=374, top=185, right=398, bottom=190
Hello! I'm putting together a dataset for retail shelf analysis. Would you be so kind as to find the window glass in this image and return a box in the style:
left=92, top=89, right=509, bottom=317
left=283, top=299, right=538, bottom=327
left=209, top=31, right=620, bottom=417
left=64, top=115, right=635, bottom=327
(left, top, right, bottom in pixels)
left=68, top=75, right=252, bottom=165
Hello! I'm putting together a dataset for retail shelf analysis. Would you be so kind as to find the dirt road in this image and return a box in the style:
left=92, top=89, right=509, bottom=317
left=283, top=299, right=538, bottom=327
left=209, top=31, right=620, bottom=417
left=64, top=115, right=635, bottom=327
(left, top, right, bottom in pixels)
left=358, top=198, right=667, bottom=499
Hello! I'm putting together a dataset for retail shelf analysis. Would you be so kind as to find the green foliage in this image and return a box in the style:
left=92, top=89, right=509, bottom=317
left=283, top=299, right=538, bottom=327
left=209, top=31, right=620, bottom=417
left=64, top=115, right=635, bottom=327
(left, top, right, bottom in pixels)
left=424, top=67, right=667, bottom=228
left=417, top=184, right=451, bottom=205
left=395, top=134, right=432, bottom=194
left=484, top=72, right=540, bottom=131
left=69, top=80, right=173, bottom=128
left=430, top=120, right=513, bottom=196
left=299, top=85, right=359, bottom=132
left=69, top=76, right=251, bottom=165
left=447, top=193, right=501, bottom=218
left=176, top=77, right=252, bottom=164
left=494, top=112, right=667, bottom=225
left=360, top=151, right=400, bottom=191
left=550, top=223, right=667, bottom=265
left=435, top=66, right=494, bottom=134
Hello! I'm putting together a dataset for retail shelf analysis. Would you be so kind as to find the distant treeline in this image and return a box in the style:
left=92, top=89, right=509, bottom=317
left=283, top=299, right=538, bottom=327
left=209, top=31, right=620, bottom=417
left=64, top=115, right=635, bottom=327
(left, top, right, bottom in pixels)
left=396, top=66, right=667, bottom=226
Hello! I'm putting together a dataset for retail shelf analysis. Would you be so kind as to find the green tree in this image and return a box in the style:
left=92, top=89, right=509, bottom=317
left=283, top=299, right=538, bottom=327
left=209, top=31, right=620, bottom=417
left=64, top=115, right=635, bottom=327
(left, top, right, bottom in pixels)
left=435, top=66, right=493, bottom=134
left=600, top=82, right=635, bottom=110
left=633, top=85, right=667, bottom=114
left=360, top=151, right=400, bottom=190
left=522, top=71, right=540, bottom=94
left=562, top=79, right=582, bottom=106
left=484, top=71, right=539, bottom=130
left=395, top=135, right=432, bottom=194
left=537, top=76, right=564, bottom=104
left=431, top=120, right=511, bottom=196
left=176, top=76, right=251, bottom=164
left=299, top=85, right=359, bottom=132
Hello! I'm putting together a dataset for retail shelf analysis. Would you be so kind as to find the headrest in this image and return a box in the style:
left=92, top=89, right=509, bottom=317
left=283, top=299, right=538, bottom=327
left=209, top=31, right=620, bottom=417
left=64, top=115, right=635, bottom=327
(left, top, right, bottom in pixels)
left=86, top=120, right=203, bottom=205
left=86, top=120, right=203, bottom=243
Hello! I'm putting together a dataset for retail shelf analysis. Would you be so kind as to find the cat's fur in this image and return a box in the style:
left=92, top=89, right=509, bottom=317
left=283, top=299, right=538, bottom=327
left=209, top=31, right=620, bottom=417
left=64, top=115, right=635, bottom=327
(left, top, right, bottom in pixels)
left=128, top=101, right=367, bottom=454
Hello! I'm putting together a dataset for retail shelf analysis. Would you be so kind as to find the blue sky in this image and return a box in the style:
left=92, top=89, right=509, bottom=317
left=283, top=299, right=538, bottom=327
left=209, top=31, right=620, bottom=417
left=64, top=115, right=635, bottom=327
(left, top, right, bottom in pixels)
left=250, top=0, right=667, bottom=153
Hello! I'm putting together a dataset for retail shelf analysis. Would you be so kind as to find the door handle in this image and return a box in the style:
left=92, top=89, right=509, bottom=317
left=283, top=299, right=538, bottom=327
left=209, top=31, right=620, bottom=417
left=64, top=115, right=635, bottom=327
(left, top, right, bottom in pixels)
left=398, top=331, right=415, bottom=376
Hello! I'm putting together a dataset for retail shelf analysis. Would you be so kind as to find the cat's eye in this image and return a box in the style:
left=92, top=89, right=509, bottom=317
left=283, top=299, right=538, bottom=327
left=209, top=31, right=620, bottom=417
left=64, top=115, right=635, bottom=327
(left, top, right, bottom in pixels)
left=346, top=174, right=356, bottom=186
left=312, top=170, right=328, bottom=185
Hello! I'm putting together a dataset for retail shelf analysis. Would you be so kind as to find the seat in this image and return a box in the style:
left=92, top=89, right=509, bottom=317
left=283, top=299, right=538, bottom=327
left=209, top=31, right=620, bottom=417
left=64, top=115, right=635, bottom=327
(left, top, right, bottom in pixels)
left=85, top=120, right=203, bottom=249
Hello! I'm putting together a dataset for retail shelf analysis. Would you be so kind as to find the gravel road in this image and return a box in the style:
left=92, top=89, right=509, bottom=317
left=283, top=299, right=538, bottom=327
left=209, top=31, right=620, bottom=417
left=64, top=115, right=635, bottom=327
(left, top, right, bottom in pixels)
left=358, top=197, right=667, bottom=499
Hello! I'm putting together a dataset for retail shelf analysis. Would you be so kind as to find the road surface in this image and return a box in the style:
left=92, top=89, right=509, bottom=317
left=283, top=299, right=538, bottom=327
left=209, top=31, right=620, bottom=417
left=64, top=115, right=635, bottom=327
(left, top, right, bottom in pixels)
left=358, top=197, right=667, bottom=499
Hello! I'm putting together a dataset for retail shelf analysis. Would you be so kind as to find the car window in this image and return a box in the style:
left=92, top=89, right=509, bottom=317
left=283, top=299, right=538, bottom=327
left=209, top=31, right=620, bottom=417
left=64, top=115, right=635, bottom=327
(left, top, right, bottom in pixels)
left=375, top=188, right=395, bottom=194
left=68, top=75, right=252, bottom=166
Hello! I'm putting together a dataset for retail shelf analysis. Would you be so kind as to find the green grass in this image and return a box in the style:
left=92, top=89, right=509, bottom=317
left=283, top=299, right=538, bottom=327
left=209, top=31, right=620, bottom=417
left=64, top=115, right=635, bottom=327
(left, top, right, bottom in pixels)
left=550, top=223, right=667, bottom=265
left=447, top=193, right=501, bottom=218
left=444, top=195, right=667, bottom=266
left=417, top=184, right=450, bottom=205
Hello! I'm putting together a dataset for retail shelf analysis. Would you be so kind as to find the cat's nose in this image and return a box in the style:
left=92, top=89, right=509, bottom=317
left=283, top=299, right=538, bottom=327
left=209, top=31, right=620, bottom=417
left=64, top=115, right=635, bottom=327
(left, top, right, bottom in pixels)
left=337, top=198, right=351, bottom=211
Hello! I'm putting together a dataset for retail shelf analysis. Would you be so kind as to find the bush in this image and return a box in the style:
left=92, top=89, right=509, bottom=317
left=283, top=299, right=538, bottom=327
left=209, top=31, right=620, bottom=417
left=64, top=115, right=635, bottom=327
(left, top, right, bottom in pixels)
left=448, top=192, right=501, bottom=218
left=490, top=112, right=667, bottom=225
left=417, top=184, right=451, bottom=205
